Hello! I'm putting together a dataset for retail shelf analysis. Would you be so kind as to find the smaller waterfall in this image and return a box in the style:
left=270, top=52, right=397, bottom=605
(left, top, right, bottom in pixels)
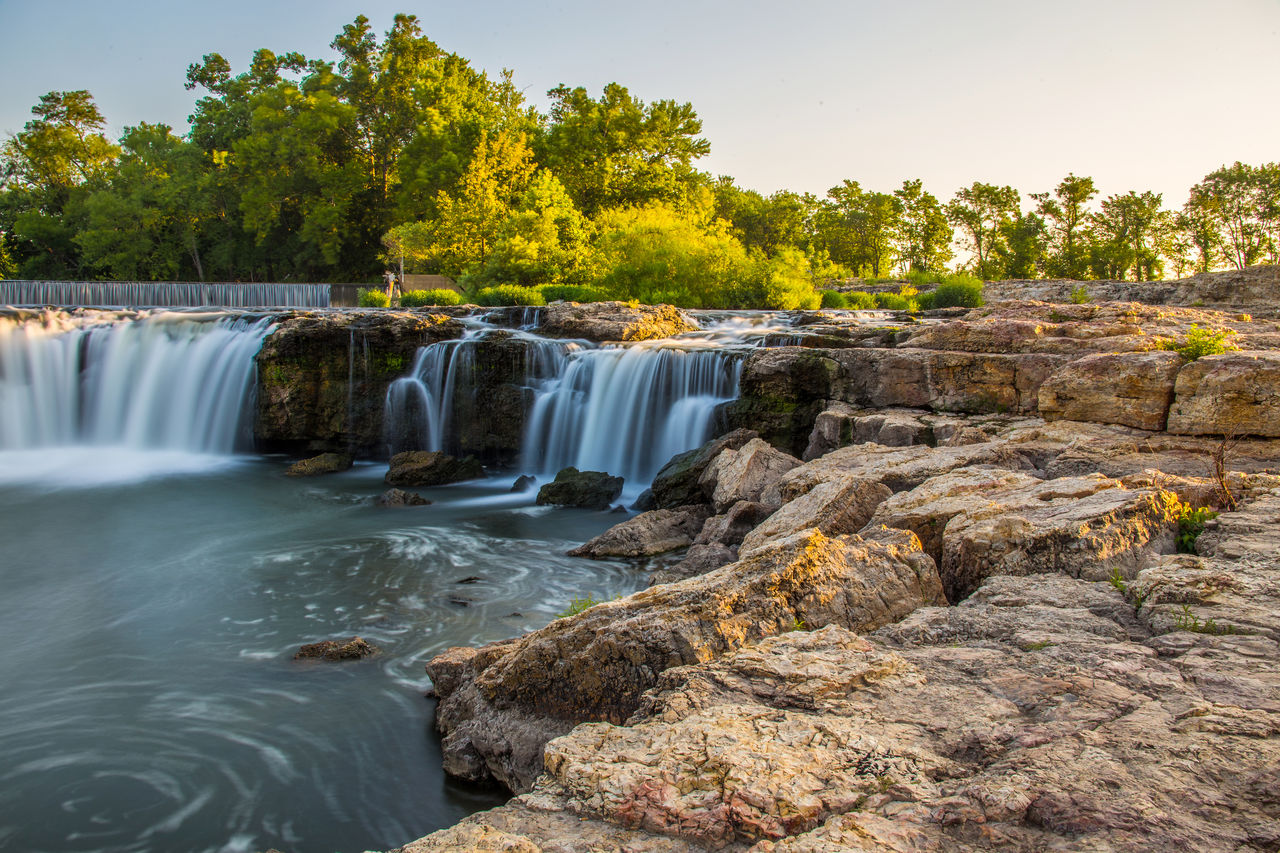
left=0, top=280, right=331, bottom=308
left=522, top=344, right=742, bottom=486
left=0, top=314, right=273, bottom=453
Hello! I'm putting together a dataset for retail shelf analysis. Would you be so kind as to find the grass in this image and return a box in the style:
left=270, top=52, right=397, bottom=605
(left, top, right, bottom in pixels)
left=557, top=595, right=601, bottom=618
left=1171, top=604, right=1238, bottom=635
left=1108, top=566, right=1150, bottom=611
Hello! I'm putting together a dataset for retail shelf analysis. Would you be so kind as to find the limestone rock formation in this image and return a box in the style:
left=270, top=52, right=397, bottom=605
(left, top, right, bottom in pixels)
left=385, top=451, right=484, bottom=487
left=650, top=429, right=759, bottom=509
left=569, top=506, right=712, bottom=559
left=426, top=528, right=944, bottom=791
left=538, top=301, right=698, bottom=342
left=1037, top=351, right=1183, bottom=430
left=1166, top=351, right=1280, bottom=436
left=698, top=437, right=801, bottom=512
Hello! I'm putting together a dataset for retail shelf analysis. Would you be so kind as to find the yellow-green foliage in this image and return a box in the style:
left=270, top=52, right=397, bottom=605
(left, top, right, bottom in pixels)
left=538, top=284, right=609, bottom=302
left=400, top=288, right=461, bottom=307
left=475, top=284, right=546, bottom=306
left=358, top=288, right=391, bottom=307
left=1159, top=325, right=1238, bottom=361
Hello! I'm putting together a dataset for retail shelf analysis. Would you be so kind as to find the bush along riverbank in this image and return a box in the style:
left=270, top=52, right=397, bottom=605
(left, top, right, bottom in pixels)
left=370, top=268, right=1280, bottom=853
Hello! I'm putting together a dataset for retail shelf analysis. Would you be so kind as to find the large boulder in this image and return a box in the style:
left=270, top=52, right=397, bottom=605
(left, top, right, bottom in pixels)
left=385, top=451, right=484, bottom=487
left=697, top=437, right=801, bottom=511
left=426, top=527, right=944, bottom=791
left=649, top=429, right=758, bottom=509
left=538, top=301, right=697, bottom=342
left=1166, top=351, right=1280, bottom=436
left=536, top=467, right=624, bottom=510
left=739, top=475, right=893, bottom=553
left=569, top=506, right=712, bottom=559
left=1037, top=351, right=1183, bottom=430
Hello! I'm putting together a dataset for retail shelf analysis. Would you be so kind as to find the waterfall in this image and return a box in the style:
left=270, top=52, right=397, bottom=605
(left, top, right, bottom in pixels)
left=0, top=280, right=330, bottom=308
left=522, top=344, right=742, bottom=485
left=0, top=314, right=273, bottom=453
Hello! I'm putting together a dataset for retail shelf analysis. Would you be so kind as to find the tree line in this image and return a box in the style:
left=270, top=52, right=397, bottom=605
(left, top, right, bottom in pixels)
left=2, top=14, right=1276, bottom=307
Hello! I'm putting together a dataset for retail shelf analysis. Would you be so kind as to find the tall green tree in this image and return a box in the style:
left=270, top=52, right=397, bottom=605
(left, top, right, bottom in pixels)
left=1033, top=173, right=1097, bottom=279
left=814, top=180, right=901, bottom=277
left=893, top=179, right=952, bottom=273
left=1090, top=191, right=1168, bottom=281
left=946, top=182, right=1020, bottom=279
left=538, top=82, right=710, bottom=217
left=1190, top=162, right=1276, bottom=269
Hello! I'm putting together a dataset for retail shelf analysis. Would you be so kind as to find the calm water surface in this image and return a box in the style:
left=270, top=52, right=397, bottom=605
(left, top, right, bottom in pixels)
left=0, top=453, right=642, bottom=853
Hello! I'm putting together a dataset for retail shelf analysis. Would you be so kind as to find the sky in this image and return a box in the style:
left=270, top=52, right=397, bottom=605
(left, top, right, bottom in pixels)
left=1, top=0, right=1278, bottom=209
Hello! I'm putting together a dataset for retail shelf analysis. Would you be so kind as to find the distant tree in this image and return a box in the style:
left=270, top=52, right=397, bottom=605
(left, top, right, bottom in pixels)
left=1090, top=191, right=1168, bottom=281
left=539, top=82, right=710, bottom=216
left=1176, top=186, right=1222, bottom=274
left=1033, top=173, right=1097, bottom=279
left=1190, top=162, right=1277, bottom=269
left=995, top=211, right=1048, bottom=279
left=893, top=178, right=952, bottom=273
left=947, top=182, right=1020, bottom=279
left=814, top=180, right=901, bottom=277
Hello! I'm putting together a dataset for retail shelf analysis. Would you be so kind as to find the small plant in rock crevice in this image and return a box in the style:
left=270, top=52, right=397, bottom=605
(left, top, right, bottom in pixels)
left=1158, top=324, right=1237, bottom=362
left=1171, top=604, right=1238, bottom=635
left=1108, top=566, right=1150, bottom=612
left=1176, top=505, right=1218, bottom=554
left=1069, top=284, right=1090, bottom=304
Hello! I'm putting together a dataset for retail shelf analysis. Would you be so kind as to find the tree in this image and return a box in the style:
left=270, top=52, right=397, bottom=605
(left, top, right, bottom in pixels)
left=946, top=183, right=1020, bottom=279
left=995, top=211, right=1048, bottom=279
left=814, top=180, right=901, bottom=277
left=1190, top=162, right=1277, bottom=269
left=1033, top=173, right=1097, bottom=279
left=1177, top=187, right=1221, bottom=274
left=893, top=179, right=952, bottom=273
left=1090, top=191, right=1168, bottom=281
left=539, top=82, right=710, bottom=216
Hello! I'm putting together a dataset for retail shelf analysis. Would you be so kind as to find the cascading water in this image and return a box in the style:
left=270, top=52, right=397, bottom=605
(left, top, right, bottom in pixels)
left=384, top=318, right=746, bottom=488
left=522, top=343, right=743, bottom=486
left=0, top=312, right=273, bottom=453
left=0, top=280, right=330, bottom=308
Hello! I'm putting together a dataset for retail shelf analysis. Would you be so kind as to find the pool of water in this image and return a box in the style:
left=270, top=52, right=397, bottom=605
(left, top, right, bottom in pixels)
left=0, top=453, right=642, bottom=853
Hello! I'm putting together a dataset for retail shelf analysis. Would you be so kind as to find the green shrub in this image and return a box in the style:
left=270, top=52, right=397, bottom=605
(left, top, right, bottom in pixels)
left=400, top=288, right=462, bottom=307
left=475, top=284, right=547, bottom=306
left=820, top=289, right=848, bottom=309
left=358, top=288, right=391, bottom=308
left=538, top=284, right=610, bottom=303
left=1176, top=504, right=1219, bottom=554
left=1159, top=324, right=1238, bottom=362
left=1070, top=284, right=1090, bottom=304
left=903, top=270, right=946, bottom=287
left=844, top=290, right=878, bottom=310
left=874, top=291, right=914, bottom=311
left=915, top=290, right=937, bottom=310
left=932, top=276, right=985, bottom=308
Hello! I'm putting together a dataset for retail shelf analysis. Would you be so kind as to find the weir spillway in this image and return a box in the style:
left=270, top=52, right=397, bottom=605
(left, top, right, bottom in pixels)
left=0, top=279, right=331, bottom=308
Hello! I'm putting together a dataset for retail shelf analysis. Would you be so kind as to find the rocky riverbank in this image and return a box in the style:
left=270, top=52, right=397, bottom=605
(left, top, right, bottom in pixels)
left=382, top=268, right=1280, bottom=852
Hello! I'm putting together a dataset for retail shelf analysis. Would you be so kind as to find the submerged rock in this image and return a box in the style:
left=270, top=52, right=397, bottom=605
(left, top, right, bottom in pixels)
left=385, top=451, right=484, bottom=487
left=509, top=474, right=536, bottom=492
left=293, top=636, right=380, bottom=661
left=284, top=452, right=352, bottom=477
left=376, top=488, right=430, bottom=507
left=535, top=467, right=624, bottom=510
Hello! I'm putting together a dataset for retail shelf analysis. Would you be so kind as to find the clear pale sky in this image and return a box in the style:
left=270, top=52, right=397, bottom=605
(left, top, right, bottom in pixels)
left=2, top=0, right=1277, bottom=208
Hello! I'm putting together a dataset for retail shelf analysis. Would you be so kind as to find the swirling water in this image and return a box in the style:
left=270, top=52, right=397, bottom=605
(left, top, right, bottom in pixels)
left=0, top=464, right=641, bottom=853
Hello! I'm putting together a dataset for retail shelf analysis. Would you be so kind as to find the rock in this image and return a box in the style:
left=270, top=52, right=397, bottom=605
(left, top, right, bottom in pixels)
left=293, top=636, right=380, bottom=661
left=376, top=488, right=430, bottom=507
left=510, top=474, right=536, bottom=492
left=385, top=451, right=484, bottom=487
left=694, top=500, right=776, bottom=548
left=284, top=452, right=353, bottom=477
left=1037, top=351, right=1183, bottom=431
left=254, top=310, right=464, bottom=456
left=777, top=441, right=1037, bottom=502
left=697, top=437, right=801, bottom=511
left=426, top=528, right=944, bottom=791
left=649, top=429, right=758, bottom=509
left=630, top=489, right=657, bottom=511
left=739, top=476, right=893, bottom=554
left=535, top=467, right=624, bottom=510
left=1166, top=351, right=1280, bottom=436
left=650, top=543, right=739, bottom=585
left=538, top=301, right=698, bottom=342
left=720, top=350, right=841, bottom=457
left=569, top=506, right=712, bottom=559
left=803, top=405, right=979, bottom=460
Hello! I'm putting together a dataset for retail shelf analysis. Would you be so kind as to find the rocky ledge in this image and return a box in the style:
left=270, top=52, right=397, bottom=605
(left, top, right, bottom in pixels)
left=392, top=270, right=1280, bottom=853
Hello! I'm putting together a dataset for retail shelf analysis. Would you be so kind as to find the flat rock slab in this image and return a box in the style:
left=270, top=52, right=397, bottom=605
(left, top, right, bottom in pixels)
left=538, top=301, right=698, bottom=342
left=570, top=506, right=712, bottom=559
left=1038, top=351, right=1183, bottom=431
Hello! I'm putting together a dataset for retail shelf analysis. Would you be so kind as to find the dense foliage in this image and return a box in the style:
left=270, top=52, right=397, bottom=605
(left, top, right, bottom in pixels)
left=2, top=14, right=1277, bottom=307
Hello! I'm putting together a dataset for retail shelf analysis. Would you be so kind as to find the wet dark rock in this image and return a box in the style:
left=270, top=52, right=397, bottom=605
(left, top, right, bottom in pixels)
left=455, top=576, right=482, bottom=584
left=385, top=451, right=484, bottom=487
left=293, top=636, right=380, bottom=661
left=376, top=488, right=430, bottom=507
left=649, top=428, right=759, bottom=509
left=284, top=452, right=352, bottom=477
left=510, top=474, right=537, bottom=492
left=630, top=489, right=657, bottom=511
left=535, top=467, right=624, bottom=510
